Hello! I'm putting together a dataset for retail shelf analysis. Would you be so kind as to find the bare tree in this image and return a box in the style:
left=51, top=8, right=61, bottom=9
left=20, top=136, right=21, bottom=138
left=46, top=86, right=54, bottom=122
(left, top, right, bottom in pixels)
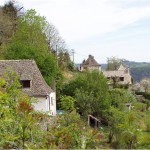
left=0, top=1, right=23, bottom=46
left=140, top=78, right=150, bottom=93
left=106, top=57, right=123, bottom=71
left=44, top=22, right=73, bottom=70
left=45, top=22, right=66, bottom=52
left=0, top=7, right=14, bottom=45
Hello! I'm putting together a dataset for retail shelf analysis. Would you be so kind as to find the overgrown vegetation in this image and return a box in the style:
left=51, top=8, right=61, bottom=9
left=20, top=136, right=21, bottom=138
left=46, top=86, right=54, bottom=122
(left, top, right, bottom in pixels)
left=0, top=1, right=150, bottom=149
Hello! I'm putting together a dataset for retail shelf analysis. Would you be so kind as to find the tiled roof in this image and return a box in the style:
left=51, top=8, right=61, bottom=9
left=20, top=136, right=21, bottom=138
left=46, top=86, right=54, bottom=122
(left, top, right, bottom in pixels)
left=0, top=60, right=52, bottom=96
left=81, top=55, right=100, bottom=67
left=103, top=65, right=132, bottom=84
left=103, top=70, right=127, bottom=77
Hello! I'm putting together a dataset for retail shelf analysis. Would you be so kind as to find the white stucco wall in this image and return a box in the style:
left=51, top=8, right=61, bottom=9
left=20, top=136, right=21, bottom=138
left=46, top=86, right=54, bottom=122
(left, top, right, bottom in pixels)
left=32, top=92, right=56, bottom=116
left=88, top=66, right=101, bottom=71
left=32, top=96, right=49, bottom=112
left=50, top=92, right=56, bottom=116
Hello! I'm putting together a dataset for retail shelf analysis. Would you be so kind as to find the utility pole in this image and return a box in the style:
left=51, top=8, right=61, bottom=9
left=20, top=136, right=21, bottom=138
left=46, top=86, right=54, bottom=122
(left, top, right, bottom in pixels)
left=72, top=49, right=75, bottom=64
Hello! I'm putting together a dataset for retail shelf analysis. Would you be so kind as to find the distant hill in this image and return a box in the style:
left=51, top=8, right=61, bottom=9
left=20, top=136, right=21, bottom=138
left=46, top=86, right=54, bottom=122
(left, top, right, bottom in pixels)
left=123, top=60, right=150, bottom=82
left=101, top=60, right=150, bottom=82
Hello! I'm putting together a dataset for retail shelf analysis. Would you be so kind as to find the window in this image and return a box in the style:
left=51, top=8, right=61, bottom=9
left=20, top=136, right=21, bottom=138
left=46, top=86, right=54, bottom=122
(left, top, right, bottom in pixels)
left=120, top=77, right=124, bottom=81
left=20, top=80, right=30, bottom=88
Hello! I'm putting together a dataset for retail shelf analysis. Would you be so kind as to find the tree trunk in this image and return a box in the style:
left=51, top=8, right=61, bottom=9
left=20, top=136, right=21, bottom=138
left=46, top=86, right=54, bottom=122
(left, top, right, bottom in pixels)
left=108, top=131, right=114, bottom=143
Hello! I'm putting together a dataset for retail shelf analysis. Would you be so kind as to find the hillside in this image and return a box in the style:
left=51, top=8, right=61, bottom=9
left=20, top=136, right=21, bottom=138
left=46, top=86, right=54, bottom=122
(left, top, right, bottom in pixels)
left=123, top=60, right=150, bottom=82
left=101, top=60, right=150, bottom=82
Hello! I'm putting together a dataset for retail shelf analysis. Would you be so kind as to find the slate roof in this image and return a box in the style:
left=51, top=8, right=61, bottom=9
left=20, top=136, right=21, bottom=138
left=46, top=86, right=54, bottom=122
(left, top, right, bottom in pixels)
left=103, top=63, right=130, bottom=77
left=0, top=60, right=52, bottom=96
left=103, top=70, right=127, bottom=77
left=117, top=64, right=129, bottom=71
left=81, top=55, right=100, bottom=67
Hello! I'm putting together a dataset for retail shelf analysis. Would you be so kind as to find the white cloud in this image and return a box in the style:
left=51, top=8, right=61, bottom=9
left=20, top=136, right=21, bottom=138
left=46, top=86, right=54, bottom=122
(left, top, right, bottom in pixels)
left=1, top=0, right=149, bottom=42
left=1, top=0, right=150, bottom=63
left=21, top=0, right=150, bottom=43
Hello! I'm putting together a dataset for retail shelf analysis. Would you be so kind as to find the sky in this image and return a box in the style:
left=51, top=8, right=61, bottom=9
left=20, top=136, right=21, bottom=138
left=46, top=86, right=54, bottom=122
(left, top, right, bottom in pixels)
left=0, top=0, right=150, bottom=63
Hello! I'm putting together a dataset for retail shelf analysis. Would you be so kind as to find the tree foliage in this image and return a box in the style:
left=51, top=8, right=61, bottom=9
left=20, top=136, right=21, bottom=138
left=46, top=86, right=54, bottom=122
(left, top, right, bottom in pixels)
left=140, top=78, right=150, bottom=93
left=108, top=88, right=136, bottom=109
left=0, top=1, right=18, bottom=46
left=62, top=71, right=109, bottom=118
left=1, top=2, right=149, bottom=149
left=106, top=57, right=122, bottom=71
left=60, top=95, right=76, bottom=111
left=106, top=106, right=141, bottom=149
left=0, top=71, right=45, bottom=149
left=0, top=1, right=21, bottom=59
left=0, top=71, right=104, bottom=149
left=46, top=110, right=103, bottom=149
left=4, top=9, right=58, bottom=85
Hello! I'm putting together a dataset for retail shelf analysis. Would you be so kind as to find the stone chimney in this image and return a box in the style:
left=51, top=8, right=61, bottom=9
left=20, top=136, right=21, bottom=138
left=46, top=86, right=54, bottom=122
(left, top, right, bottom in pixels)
left=89, top=55, right=94, bottom=59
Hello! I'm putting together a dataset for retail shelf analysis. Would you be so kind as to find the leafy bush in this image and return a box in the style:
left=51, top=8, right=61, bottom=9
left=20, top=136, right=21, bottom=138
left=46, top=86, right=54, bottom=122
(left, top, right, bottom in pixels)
left=135, top=92, right=150, bottom=100
left=132, top=102, right=147, bottom=112
left=114, top=84, right=129, bottom=89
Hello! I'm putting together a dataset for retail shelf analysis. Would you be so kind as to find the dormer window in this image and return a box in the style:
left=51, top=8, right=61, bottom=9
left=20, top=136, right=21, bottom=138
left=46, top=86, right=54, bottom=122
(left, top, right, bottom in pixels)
left=20, top=80, right=31, bottom=88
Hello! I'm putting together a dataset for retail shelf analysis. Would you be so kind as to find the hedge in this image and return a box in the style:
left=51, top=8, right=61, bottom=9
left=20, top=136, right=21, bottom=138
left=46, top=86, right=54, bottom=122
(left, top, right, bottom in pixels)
left=135, top=92, right=150, bottom=100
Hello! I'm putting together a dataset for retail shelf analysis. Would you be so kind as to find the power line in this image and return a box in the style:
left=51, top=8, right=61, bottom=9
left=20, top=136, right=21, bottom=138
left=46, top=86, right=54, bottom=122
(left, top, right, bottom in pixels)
left=74, top=52, right=106, bottom=63
left=68, top=49, right=106, bottom=63
left=74, top=52, right=87, bottom=58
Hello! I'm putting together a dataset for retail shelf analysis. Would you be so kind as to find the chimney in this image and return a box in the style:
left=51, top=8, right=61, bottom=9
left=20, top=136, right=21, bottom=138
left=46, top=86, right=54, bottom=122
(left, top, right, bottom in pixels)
left=89, top=55, right=94, bottom=59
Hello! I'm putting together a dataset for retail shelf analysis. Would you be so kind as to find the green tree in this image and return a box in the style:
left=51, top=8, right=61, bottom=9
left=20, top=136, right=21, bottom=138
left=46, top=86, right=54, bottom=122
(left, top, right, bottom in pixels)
left=0, top=71, right=45, bottom=149
left=44, top=22, right=73, bottom=71
left=45, top=110, right=82, bottom=149
left=4, top=9, right=58, bottom=85
left=60, top=95, right=76, bottom=111
left=106, top=106, right=140, bottom=149
left=0, top=1, right=22, bottom=58
left=5, top=9, right=48, bottom=53
left=0, top=1, right=19, bottom=46
left=108, top=88, right=136, bottom=109
left=63, top=71, right=109, bottom=118
left=58, top=50, right=72, bottom=71
left=106, top=106, right=126, bottom=145
left=45, top=109, right=102, bottom=149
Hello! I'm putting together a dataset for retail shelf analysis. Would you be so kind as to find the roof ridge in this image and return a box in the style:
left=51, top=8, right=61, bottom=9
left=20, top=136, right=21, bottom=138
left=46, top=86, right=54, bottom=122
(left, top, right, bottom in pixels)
left=32, top=60, right=53, bottom=93
left=0, top=59, right=35, bottom=62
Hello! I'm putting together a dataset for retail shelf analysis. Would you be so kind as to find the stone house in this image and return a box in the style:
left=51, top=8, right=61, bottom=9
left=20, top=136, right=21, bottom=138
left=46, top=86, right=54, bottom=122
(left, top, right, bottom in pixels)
left=0, top=60, right=56, bottom=116
left=79, top=55, right=101, bottom=71
left=103, top=64, right=132, bottom=86
left=79, top=55, right=132, bottom=86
